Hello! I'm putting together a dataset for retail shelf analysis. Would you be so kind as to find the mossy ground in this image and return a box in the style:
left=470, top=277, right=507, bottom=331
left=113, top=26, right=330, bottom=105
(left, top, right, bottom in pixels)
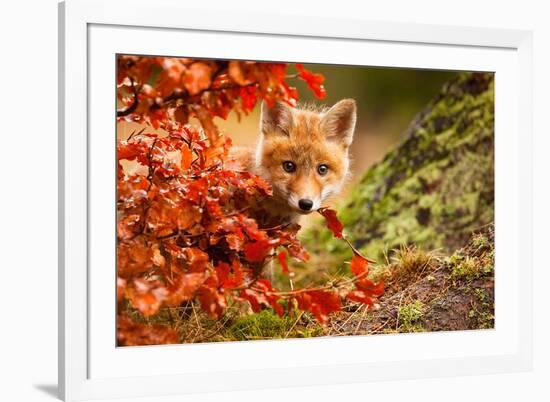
left=329, top=224, right=494, bottom=335
left=398, top=301, right=426, bottom=333
left=125, top=225, right=494, bottom=342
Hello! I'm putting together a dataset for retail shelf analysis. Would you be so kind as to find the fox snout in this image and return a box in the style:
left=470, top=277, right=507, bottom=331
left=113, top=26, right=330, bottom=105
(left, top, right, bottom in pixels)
left=298, top=199, right=314, bottom=211
left=288, top=191, right=321, bottom=214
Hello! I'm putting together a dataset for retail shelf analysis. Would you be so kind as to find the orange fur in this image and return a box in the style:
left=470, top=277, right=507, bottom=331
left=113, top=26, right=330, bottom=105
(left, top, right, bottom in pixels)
left=229, top=99, right=357, bottom=222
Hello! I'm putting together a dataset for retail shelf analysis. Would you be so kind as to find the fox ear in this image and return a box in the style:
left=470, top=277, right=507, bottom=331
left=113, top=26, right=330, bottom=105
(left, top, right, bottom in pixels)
left=320, top=99, right=356, bottom=147
left=260, top=101, right=293, bottom=136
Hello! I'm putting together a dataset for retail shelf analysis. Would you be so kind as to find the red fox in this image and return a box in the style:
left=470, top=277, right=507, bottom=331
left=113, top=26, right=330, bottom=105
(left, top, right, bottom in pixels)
left=230, top=99, right=357, bottom=223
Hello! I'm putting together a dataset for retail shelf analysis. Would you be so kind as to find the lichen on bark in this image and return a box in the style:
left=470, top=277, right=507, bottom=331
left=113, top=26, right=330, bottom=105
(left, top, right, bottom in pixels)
left=301, top=72, right=494, bottom=266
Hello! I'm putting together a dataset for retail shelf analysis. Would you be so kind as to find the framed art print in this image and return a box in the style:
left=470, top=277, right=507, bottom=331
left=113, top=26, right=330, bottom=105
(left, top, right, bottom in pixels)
left=59, top=0, right=533, bottom=400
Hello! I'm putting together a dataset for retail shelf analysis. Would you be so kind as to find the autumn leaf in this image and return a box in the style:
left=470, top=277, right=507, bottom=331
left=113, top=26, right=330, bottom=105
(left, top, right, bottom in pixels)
left=350, top=254, right=369, bottom=278
left=240, top=279, right=283, bottom=317
left=296, top=64, right=327, bottom=99
left=228, top=61, right=256, bottom=86
left=165, top=273, right=206, bottom=305
left=125, top=278, right=168, bottom=316
left=214, top=262, right=231, bottom=287
left=277, top=251, right=290, bottom=274
left=183, top=247, right=209, bottom=272
left=239, top=85, right=258, bottom=111
left=117, top=214, right=142, bottom=240
left=223, top=260, right=245, bottom=289
left=318, top=207, right=344, bottom=238
left=355, top=278, right=385, bottom=296
left=348, top=254, right=384, bottom=301
left=180, top=143, right=193, bottom=170
left=286, top=243, right=310, bottom=262
left=117, top=277, right=126, bottom=304
left=294, top=290, right=341, bottom=325
left=244, top=240, right=272, bottom=263
left=225, top=233, right=245, bottom=251
left=239, top=288, right=269, bottom=313
left=198, top=285, right=227, bottom=319
left=117, top=239, right=158, bottom=278
left=345, top=290, right=374, bottom=306
left=183, top=62, right=212, bottom=95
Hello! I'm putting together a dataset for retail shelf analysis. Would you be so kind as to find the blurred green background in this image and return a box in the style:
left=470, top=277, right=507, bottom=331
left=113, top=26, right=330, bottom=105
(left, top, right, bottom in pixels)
left=293, top=64, right=457, bottom=130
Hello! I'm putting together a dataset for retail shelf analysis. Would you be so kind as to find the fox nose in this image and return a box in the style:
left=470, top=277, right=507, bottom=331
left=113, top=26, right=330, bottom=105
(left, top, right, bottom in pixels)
left=298, top=199, right=314, bottom=211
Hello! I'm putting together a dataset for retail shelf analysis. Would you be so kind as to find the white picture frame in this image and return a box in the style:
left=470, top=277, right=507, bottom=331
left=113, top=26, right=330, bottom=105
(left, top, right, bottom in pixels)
left=59, top=0, right=533, bottom=400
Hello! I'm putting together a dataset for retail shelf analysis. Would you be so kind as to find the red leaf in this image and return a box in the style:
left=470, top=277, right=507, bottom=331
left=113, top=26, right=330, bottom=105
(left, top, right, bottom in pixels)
left=277, top=251, right=290, bottom=274
left=165, top=273, right=206, bottom=305
left=117, top=277, right=126, bottom=303
left=180, top=143, right=193, bottom=170
left=117, top=239, right=159, bottom=278
left=244, top=240, right=271, bottom=263
left=295, top=64, right=327, bottom=99
left=228, top=61, right=256, bottom=86
left=238, top=279, right=283, bottom=317
left=239, top=288, right=268, bottom=313
left=349, top=255, right=384, bottom=299
left=215, top=262, right=231, bottom=287
left=117, top=214, right=142, bottom=240
left=183, top=62, right=212, bottom=95
left=223, top=259, right=245, bottom=289
left=198, top=285, right=227, bottom=319
left=125, top=278, right=168, bottom=316
left=257, top=279, right=284, bottom=317
left=356, top=278, right=385, bottom=296
left=350, top=254, right=369, bottom=278
left=117, top=141, right=150, bottom=164
left=295, top=290, right=341, bottom=325
left=186, top=178, right=208, bottom=204
left=346, top=290, right=374, bottom=306
left=225, top=233, right=245, bottom=251
left=239, top=85, right=258, bottom=111
left=318, top=207, right=344, bottom=238
left=183, top=247, right=209, bottom=272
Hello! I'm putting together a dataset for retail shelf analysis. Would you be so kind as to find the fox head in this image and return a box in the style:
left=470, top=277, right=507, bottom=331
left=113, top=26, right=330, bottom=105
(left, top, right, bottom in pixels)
left=255, top=99, right=356, bottom=216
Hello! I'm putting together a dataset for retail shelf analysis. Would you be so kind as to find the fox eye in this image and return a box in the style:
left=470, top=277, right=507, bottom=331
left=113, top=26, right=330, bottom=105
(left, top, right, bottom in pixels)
left=317, top=164, right=329, bottom=176
left=282, top=161, right=296, bottom=173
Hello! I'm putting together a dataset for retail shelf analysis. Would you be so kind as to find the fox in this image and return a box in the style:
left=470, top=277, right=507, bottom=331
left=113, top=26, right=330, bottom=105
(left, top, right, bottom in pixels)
left=230, top=98, right=357, bottom=224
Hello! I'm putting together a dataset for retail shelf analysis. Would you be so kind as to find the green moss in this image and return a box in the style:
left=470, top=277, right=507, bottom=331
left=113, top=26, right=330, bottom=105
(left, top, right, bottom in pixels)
left=295, top=326, right=324, bottom=338
left=477, top=311, right=495, bottom=329
left=474, top=288, right=487, bottom=302
left=398, top=301, right=426, bottom=333
left=451, top=255, right=481, bottom=280
left=468, top=306, right=494, bottom=329
left=448, top=246, right=493, bottom=281
left=471, top=232, right=490, bottom=250
left=224, top=309, right=325, bottom=341
left=224, top=310, right=297, bottom=341
left=469, top=287, right=494, bottom=329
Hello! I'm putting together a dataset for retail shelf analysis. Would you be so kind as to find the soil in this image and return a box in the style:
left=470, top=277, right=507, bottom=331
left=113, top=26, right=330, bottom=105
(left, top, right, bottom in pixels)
left=327, top=224, right=495, bottom=336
